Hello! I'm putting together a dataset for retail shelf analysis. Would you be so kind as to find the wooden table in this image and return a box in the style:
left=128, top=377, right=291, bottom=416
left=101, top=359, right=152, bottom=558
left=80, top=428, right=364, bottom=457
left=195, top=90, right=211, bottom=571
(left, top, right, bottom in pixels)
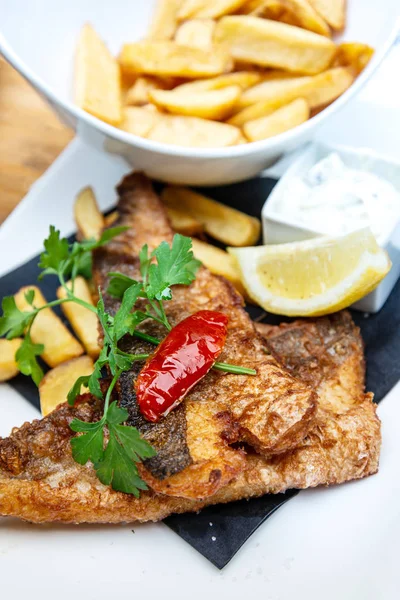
left=0, top=58, right=74, bottom=223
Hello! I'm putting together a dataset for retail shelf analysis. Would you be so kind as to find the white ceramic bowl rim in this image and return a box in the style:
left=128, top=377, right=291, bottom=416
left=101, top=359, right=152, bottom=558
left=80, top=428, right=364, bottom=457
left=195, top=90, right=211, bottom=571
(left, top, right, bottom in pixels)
left=0, top=23, right=399, bottom=160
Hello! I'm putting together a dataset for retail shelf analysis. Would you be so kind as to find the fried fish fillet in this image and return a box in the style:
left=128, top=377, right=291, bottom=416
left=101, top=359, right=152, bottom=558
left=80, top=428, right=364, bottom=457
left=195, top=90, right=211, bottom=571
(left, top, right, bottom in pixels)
left=90, top=173, right=316, bottom=499
left=0, top=311, right=380, bottom=523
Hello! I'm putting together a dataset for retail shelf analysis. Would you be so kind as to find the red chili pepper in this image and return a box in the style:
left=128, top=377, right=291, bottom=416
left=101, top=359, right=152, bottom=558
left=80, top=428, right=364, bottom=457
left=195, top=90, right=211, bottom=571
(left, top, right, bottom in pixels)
left=136, top=310, right=229, bottom=422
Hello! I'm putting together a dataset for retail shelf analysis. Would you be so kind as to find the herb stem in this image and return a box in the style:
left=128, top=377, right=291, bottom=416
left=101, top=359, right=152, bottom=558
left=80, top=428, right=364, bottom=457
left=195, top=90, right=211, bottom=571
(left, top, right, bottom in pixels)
left=59, top=270, right=69, bottom=296
left=143, top=311, right=168, bottom=329
left=69, top=296, right=98, bottom=314
left=33, top=295, right=97, bottom=316
left=59, top=275, right=98, bottom=315
left=34, top=297, right=70, bottom=312
left=132, top=353, right=150, bottom=361
left=145, top=298, right=172, bottom=331
left=213, top=362, right=256, bottom=375
left=157, top=299, right=172, bottom=331
left=118, top=349, right=150, bottom=361
left=103, top=371, right=120, bottom=415
left=133, top=330, right=162, bottom=346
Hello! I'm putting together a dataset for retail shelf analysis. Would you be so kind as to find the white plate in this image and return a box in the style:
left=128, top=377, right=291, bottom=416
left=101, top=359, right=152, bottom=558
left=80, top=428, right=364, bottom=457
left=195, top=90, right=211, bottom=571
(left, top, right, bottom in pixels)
left=2, top=97, right=400, bottom=599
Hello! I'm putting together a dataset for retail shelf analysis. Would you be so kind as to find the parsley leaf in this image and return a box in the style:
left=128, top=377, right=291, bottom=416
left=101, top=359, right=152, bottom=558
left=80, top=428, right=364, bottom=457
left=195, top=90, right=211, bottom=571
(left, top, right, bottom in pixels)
left=38, top=225, right=128, bottom=282
left=107, top=273, right=140, bottom=299
left=72, top=247, right=92, bottom=280
left=15, top=334, right=44, bottom=385
left=38, top=225, right=70, bottom=278
left=86, top=348, right=107, bottom=399
left=0, top=296, right=35, bottom=339
left=109, top=236, right=200, bottom=303
left=105, top=401, right=130, bottom=425
left=147, top=234, right=201, bottom=300
left=70, top=419, right=104, bottom=465
left=113, top=283, right=145, bottom=340
left=112, top=422, right=157, bottom=462
left=98, top=227, right=129, bottom=245
left=107, top=235, right=200, bottom=333
left=139, top=244, right=150, bottom=283
left=93, top=402, right=155, bottom=496
left=24, top=289, right=35, bottom=306
left=95, top=431, right=147, bottom=496
left=68, top=341, right=108, bottom=406
left=71, top=402, right=155, bottom=495
left=67, top=374, right=91, bottom=405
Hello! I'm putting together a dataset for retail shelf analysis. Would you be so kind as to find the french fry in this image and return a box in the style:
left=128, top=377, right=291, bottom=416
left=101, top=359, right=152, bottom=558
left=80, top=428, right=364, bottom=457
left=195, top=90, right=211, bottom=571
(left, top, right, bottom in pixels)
left=104, top=211, right=120, bottom=227
left=173, top=71, right=262, bottom=93
left=39, top=356, right=94, bottom=416
left=142, top=103, right=161, bottom=111
left=191, top=238, right=245, bottom=295
left=238, top=0, right=270, bottom=14
left=119, top=41, right=233, bottom=78
left=147, top=114, right=242, bottom=147
left=147, top=0, right=182, bottom=40
left=175, top=19, right=216, bottom=50
left=0, top=338, right=22, bottom=382
left=149, top=86, right=241, bottom=120
left=235, top=133, right=249, bottom=144
left=243, top=97, right=310, bottom=141
left=75, top=24, right=122, bottom=125
left=74, top=186, right=105, bottom=241
left=334, top=42, right=374, bottom=76
left=308, top=0, right=345, bottom=31
left=232, top=60, right=266, bottom=72
left=258, top=0, right=331, bottom=37
left=214, top=16, right=336, bottom=74
left=237, top=67, right=354, bottom=111
left=57, top=277, right=100, bottom=359
left=14, top=287, right=84, bottom=368
left=165, top=207, right=204, bottom=236
left=125, top=76, right=167, bottom=106
left=228, top=95, right=293, bottom=126
left=162, top=186, right=261, bottom=246
left=120, top=106, right=162, bottom=137
left=177, top=0, right=248, bottom=19
left=238, top=73, right=308, bottom=108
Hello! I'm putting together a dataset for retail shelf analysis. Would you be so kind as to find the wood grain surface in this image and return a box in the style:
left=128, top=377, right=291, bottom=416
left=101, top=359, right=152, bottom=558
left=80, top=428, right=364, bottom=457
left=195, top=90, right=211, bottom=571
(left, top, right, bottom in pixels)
left=0, top=58, right=73, bottom=224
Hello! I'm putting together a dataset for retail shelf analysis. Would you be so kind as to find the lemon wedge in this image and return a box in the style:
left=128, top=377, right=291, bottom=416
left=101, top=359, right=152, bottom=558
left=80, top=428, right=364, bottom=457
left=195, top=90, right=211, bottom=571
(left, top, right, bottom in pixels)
left=228, top=229, right=391, bottom=316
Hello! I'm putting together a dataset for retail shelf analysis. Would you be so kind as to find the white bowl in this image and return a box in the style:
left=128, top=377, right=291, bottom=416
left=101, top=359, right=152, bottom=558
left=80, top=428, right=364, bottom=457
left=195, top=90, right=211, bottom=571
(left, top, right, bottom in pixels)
left=0, top=0, right=399, bottom=185
left=262, top=142, right=400, bottom=312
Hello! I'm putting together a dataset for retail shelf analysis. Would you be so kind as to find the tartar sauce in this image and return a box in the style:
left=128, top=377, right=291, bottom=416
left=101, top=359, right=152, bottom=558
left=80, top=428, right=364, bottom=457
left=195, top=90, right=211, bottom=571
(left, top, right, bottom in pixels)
left=276, top=153, right=400, bottom=242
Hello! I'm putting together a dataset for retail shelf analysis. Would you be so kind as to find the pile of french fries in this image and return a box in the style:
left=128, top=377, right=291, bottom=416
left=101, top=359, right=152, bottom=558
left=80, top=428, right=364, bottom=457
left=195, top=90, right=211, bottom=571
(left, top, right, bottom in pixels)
left=74, top=0, right=373, bottom=147
left=0, top=185, right=260, bottom=415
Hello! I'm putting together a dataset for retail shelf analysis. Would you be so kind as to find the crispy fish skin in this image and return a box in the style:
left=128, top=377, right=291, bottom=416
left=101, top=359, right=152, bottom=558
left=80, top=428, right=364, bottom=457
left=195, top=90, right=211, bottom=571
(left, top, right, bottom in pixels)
left=256, top=311, right=366, bottom=413
left=92, top=173, right=317, bottom=501
left=0, top=314, right=380, bottom=523
left=0, top=399, right=379, bottom=524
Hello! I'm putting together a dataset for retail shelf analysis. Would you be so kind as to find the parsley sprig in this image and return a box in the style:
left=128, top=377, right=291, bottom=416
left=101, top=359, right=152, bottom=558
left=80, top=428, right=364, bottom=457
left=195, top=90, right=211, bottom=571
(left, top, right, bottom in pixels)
left=0, top=226, right=255, bottom=496
left=0, top=225, right=128, bottom=386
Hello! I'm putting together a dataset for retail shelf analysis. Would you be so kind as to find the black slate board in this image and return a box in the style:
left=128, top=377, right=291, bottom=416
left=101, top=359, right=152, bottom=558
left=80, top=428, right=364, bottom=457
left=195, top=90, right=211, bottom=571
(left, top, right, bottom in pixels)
left=0, top=176, right=398, bottom=569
